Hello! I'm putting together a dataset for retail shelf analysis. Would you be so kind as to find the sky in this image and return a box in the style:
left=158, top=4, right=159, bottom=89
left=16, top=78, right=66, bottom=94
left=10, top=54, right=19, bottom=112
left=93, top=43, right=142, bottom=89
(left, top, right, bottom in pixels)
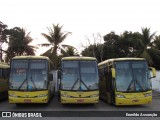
left=1, top=0, right=160, bottom=55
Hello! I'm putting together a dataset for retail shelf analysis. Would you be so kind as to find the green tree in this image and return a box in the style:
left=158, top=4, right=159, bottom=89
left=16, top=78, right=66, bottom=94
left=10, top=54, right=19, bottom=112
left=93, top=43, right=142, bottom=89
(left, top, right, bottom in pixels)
left=138, top=27, right=156, bottom=65
left=103, top=32, right=125, bottom=59
left=119, top=31, right=141, bottom=57
left=6, top=27, right=35, bottom=62
left=81, top=44, right=103, bottom=62
left=148, top=35, right=160, bottom=70
left=148, top=48, right=160, bottom=70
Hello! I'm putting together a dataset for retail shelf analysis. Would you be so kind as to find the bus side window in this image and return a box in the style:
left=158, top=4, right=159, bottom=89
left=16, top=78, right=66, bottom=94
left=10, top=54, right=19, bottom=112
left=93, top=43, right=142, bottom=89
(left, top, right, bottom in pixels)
left=105, top=64, right=109, bottom=92
left=110, top=64, right=115, bottom=90
left=107, top=64, right=113, bottom=92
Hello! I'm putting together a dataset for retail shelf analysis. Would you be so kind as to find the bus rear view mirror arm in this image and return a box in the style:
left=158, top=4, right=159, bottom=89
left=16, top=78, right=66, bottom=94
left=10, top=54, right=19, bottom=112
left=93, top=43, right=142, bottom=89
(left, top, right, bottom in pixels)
left=111, top=68, right=116, bottom=79
left=149, top=67, right=156, bottom=78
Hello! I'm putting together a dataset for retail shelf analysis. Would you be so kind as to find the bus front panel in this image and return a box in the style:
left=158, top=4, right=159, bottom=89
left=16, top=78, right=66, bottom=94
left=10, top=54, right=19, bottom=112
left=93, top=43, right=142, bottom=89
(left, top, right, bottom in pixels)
left=115, top=91, right=152, bottom=105
left=9, top=90, right=49, bottom=103
left=60, top=90, right=99, bottom=104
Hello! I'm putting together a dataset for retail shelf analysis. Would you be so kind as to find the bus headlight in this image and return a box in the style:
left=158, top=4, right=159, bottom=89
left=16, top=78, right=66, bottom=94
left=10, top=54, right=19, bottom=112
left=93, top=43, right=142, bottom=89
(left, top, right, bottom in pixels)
left=90, top=94, right=99, bottom=98
left=144, top=93, right=152, bottom=97
left=9, top=94, right=17, bottom=97
left=38, top=94, right=48, bottom=97
left=61, top=94, right=71, bottom=98
left=116, top=94, right=125, bottom=98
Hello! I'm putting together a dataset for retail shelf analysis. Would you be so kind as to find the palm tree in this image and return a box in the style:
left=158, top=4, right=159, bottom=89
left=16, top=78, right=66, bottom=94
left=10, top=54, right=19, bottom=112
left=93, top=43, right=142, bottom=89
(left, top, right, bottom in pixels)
left=60, top=44, right=79, bottom=57
left=41, top=24, right=71, bottom=56
left=40, top=24, right=71, bottom=69
left=6, top=27, right=36, bottom=62
left=138, top=27, right=156, bottom=65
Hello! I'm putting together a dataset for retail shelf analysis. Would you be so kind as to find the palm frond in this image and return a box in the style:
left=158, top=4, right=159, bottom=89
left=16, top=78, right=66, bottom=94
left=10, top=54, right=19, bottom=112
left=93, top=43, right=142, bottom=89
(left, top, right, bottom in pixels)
left=37, top=43, right=51, bottom=47
left=59, top=32, right=72, bottom=43
left=41, top=33, right=54, bottom=45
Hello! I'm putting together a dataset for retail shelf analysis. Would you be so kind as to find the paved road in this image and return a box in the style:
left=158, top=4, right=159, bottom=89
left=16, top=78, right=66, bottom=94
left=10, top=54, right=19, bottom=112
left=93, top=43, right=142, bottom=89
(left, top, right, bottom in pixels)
left=0, top=91, right=159, bottom=119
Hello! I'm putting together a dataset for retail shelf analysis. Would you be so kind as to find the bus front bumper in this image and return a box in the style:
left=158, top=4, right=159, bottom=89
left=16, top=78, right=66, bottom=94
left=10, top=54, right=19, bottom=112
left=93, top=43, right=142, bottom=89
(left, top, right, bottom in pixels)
left=9, top=97, right=49, bottom=104
left=115, top=96, right=152, bottom=105
left=61, top=97, right=99, bottom=104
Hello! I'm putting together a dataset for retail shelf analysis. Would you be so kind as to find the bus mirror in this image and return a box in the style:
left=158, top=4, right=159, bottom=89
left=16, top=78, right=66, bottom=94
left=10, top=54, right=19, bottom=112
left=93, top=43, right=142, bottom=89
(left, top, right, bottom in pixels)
left=58, top=70, right=61, bottom=79
left=49, top=74, right=53, bottom=81
left=149, top=67, right=156, bottom=78
left=111, top=68, right=116, bottom=79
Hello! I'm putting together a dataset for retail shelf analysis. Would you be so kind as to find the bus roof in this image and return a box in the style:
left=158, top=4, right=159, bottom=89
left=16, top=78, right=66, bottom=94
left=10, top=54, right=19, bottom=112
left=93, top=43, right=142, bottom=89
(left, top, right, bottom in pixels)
left=98, top=58, right=146, bottom=66
left=12, top=56, right=50, bottom=60
left=0, top=62, right=10, bottom=68
left=62, top=56, right=97, bottom=61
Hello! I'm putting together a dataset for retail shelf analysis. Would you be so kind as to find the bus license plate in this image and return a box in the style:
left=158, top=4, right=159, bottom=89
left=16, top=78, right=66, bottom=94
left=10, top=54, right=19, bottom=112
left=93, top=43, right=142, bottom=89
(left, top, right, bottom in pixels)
left=24, top=99, right=31, bottom=103
left=77, top=99, right=84, bottom=103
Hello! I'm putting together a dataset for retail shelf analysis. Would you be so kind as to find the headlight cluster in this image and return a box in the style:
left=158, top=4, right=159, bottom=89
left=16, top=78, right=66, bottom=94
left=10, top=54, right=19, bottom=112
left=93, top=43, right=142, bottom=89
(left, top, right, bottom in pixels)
left=38, top=94, right=48, bottom=97
left=61, top=94, right=71, bottom=98
left=144, top=93, right=152, bottom=97
left=9, top=94, right=17, bottom=97
left=116, top=94, right=125, bottom=98
left=90, top=94, right=99, bottom=98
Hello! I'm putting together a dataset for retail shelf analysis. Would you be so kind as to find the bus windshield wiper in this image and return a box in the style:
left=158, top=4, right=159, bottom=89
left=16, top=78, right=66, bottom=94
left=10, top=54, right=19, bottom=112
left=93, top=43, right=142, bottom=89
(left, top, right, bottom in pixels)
left=80, top=79, right=89, bottom=90
left=18, top=78, right=27, bottom=90
left=135, top=77, right=145, bottom=91
left=71, top=78, right=79, bottom=90
left=30, top=75, right=37, bottom=90
left=126, top=78, right=134, bottom=92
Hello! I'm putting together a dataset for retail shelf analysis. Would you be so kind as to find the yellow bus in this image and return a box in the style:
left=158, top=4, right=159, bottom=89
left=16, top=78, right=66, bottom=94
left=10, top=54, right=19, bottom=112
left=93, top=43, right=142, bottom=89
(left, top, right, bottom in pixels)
left=8, top=56, right=55, bottom=105
left=98, top=58, right=156, bottom=105
left=0, top=62, right=10, bottom=100
left=59, top=56, right=99, bottom=104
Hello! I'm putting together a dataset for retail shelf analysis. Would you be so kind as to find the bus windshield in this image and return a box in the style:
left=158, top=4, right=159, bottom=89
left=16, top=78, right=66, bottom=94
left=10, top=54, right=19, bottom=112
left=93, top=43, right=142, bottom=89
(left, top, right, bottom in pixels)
left=80, top=61, right=99, bottom=90
left=115, top=61, right=151, bottom=92
left=9, top=60, right=48, bottom=90
left=61, top=61, right=99, bottom=91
